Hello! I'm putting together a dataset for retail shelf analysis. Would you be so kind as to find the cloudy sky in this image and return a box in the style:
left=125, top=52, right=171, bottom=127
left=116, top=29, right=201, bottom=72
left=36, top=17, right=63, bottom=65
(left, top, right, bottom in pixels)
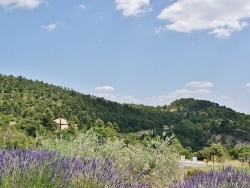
left=1, top=0, right=250, bottom=114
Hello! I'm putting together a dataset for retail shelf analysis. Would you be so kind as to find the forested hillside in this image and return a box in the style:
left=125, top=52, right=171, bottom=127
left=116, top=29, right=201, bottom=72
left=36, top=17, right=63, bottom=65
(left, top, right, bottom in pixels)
left=0, top=74, right=250, bottom=150
left=164, top=99, right=250, bottom=150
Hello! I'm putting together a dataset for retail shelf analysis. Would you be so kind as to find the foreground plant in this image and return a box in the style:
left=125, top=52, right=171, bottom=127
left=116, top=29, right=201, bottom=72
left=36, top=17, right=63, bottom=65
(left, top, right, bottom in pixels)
left=0, top=149, right=145, bottom=188
left=169, top=166, right=250, bottom=188
left=41, top=130, right=181, bottom=187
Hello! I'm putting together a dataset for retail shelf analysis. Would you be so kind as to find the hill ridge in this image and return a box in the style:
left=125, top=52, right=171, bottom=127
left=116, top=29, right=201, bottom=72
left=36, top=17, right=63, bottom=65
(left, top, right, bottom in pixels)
left=0, top=74, right=250, bottom=150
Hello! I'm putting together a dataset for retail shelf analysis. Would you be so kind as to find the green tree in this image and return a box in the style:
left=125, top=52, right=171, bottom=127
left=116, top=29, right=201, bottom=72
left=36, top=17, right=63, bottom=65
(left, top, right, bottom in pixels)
left=0, top=126, right=35, bottom=149
left=172, top=138, right=193, bottom=159
left=197, top=147, right=212, bottom=164
left=209, top=143, right=228, bottom=164
left=42, top=108, right=55, bottom=128
left=93, top=118, right=105, bottom=128
left=197, top=143, right=229, bottom=164
left=238, top=146, right=250, bottom=166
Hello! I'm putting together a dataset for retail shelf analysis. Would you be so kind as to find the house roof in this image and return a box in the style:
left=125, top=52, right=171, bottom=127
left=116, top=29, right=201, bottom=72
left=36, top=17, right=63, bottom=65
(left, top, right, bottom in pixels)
left=54, top=118, right=68, bottom=125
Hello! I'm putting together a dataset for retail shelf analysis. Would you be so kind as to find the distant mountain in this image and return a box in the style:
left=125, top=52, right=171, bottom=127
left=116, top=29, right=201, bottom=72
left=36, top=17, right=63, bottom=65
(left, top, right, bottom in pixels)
left=0, top=74, right=250, bottom=151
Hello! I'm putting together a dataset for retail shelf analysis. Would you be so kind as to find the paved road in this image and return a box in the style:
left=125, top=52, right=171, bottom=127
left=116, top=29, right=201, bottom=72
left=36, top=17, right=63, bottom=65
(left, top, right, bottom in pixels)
left=179, top=160, right=210, bottom=167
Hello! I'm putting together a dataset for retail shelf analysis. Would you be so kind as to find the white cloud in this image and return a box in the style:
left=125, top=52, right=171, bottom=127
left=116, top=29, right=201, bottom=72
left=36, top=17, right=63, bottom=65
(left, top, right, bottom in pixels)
left=94, top=93, right=116, bottom=100
left=156, top=95, right=176, bottom=101
left=114, top=0, right=151, bottom=17
left=193, top=89, right=211, bottom=94
left=0, top=0, right=43, bottom=10
left=170, top=89, right=191, bottom=96
left=157, top=0, right=250, bottom=38
left=246, top=83, right=250, bottom=92
left=169, top=88, right=211, bottom=96
left=94, top=86, right=115, bottom=92
left=93, top=86, right=141, bottom=103
left=186, top=81, right=214, bottom=88
left=78, top=3, right=85, bottom=9
left=153, top=81, right=213, bottom=104
left=43, top=23, right=57, bottom=31
left=93, top=92, right=140, bottom=104
left=120, top=95, right=140, bottom=104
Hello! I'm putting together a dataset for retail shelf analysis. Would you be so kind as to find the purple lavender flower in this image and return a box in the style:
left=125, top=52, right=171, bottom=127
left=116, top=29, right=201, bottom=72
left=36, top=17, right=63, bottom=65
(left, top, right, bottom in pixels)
left=0, top=149, right=147, bottom=188
left=169, top=165, right=250, bottom=188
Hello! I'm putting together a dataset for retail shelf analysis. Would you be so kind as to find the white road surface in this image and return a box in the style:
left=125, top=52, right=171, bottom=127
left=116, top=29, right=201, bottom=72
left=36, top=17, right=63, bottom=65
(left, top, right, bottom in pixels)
left=179, top=160, right=212, bottom=167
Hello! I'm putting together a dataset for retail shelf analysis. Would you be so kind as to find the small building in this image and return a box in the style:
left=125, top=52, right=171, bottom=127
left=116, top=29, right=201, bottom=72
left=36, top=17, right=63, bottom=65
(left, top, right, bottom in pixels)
left=53, top=118, right=69, bottom=130
left=9, top=121, right=16, bottom=126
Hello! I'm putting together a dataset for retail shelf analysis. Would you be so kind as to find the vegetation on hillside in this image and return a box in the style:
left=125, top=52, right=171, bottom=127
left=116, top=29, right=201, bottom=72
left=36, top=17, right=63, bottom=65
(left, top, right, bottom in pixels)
left=0, top=74, right=250, bottom=151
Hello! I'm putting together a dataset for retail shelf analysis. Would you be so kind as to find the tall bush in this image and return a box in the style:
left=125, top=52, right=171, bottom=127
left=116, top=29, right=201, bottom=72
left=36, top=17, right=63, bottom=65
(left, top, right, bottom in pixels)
left=41, top=129, right=181, bottom=187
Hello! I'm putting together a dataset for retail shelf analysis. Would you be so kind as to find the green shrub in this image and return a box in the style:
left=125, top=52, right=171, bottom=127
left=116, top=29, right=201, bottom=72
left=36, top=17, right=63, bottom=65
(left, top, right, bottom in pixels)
left=41, top=129, right=181, bottom=187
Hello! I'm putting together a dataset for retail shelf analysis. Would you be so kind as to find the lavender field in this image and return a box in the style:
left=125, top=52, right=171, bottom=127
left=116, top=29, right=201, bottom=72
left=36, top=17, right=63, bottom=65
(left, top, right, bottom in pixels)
left=1, top=148, right=250, bottom=188
left=0, top=149, right=145, bottom=188
left=170, top=166, right=250, bottom=188
left=1, top=131, right=249, bottom=187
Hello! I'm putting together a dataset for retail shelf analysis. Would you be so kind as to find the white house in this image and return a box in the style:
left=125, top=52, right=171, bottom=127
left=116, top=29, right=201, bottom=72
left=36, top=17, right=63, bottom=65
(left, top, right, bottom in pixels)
left=53, top=118, right=69, bottom=130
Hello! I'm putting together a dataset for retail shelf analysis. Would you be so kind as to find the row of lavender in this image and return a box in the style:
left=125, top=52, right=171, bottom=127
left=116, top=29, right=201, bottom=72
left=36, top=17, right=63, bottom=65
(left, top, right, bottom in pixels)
left=1, top=149, right=250, bottom=187
left=170, top=166, right=250, bottom=188
left=0, top=149, right=146, bottom=188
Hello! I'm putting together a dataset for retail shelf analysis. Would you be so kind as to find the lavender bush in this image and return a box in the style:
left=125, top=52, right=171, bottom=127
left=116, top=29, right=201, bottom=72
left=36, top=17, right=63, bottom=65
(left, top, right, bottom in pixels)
left=169, top=166, right=250, bottom=188
left=0, top=149, right=146, bottom=188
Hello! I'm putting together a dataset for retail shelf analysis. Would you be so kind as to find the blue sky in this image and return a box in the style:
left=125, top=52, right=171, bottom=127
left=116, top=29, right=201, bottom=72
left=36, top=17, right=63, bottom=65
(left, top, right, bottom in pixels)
left=1, top=0, right=250, bottom=114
